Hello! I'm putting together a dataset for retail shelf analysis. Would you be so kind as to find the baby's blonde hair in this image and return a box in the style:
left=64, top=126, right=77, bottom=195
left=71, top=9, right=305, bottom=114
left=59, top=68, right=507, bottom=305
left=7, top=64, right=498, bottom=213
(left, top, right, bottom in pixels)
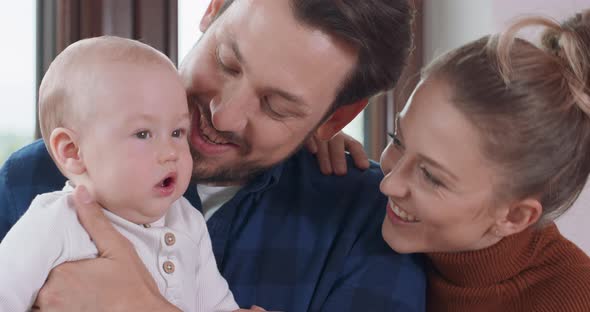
left=38, top=36, right=177, bottom=158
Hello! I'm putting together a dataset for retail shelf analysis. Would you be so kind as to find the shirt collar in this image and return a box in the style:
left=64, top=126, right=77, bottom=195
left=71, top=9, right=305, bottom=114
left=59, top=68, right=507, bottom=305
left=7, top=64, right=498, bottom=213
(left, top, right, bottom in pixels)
left=184, top=157, right=286, bottom=206
left=241, top=160, right=285, bottom=194
left=63, top=180, right=74, bottom=192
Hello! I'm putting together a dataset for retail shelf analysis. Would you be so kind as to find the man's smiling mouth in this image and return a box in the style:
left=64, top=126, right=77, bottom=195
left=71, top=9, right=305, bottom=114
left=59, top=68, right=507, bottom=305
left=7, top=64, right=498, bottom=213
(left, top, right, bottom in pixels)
left=199, top=112, right=231, bottom=145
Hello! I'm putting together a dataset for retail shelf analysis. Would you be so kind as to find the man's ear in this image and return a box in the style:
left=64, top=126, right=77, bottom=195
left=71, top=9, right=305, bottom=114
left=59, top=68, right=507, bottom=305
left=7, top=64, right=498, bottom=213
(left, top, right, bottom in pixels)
left=200, top=0, right=226, bottom=32
left=49, top=128, right=86, bottom=175
left=315, top=99, right=369, bottom=141
left=494, top=198, right=542, bottom=237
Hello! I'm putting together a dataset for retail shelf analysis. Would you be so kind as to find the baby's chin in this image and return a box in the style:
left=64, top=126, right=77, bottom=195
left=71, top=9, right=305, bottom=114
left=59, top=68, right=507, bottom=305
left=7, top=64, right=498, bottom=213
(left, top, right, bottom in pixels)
left=106, top=201, right=172, bottom=226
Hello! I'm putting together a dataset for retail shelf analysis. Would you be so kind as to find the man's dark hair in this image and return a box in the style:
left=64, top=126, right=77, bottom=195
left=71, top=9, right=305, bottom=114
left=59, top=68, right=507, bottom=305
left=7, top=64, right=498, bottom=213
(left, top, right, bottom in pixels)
left=218, top=0, right=414, bottom=111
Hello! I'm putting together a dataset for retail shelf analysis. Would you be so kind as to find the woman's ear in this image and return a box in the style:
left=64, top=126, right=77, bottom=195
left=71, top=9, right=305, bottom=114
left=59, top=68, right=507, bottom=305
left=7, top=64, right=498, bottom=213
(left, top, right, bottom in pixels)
left=200, top=0, right=227, bottom=32
left=494, top=198, right=542, bottom=237
left=49, top=128, right=86, bottom=175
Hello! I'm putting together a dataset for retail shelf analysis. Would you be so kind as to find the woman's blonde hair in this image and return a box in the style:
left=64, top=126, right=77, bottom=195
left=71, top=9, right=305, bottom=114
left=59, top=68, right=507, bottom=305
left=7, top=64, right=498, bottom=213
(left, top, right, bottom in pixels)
left=424, top=10, right=590, bottom=223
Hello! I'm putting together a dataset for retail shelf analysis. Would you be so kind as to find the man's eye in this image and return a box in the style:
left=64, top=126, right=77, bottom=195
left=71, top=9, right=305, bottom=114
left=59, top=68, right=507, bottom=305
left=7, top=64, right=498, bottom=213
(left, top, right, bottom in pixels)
left=262, top=96, right=287, bottom=120
left=172, top=129, right=185, bottom=138
left=220, top=62, right=240, bottom=75
left=135, top=131, right=151, bottom=139
left=216, top=48, right=240, bottom=75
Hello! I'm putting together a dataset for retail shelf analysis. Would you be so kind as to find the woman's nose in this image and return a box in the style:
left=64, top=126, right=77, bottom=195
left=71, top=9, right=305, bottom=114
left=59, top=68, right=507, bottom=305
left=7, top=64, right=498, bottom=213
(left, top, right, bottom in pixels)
left=379, top=144, right=410, bottom=198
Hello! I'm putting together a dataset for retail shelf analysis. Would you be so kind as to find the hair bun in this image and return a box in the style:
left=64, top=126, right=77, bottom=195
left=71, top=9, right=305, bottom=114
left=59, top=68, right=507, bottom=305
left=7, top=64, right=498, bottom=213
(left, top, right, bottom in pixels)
left=558, top=10, right=590, bottom=115
left=496, top=11, right=590, bottom=116
left=542, top=11, right=590, bottom=56
left=537, top=10, right=590, bottom=115
left=541, top=28, right=562, bottom=56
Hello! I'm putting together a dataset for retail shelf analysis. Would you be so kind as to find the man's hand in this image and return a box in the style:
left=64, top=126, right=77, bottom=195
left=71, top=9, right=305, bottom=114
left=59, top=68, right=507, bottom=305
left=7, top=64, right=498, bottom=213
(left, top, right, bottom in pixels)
left=305, top=131, right=370, bottom=175
left=33, top=185, right=178, bottom=312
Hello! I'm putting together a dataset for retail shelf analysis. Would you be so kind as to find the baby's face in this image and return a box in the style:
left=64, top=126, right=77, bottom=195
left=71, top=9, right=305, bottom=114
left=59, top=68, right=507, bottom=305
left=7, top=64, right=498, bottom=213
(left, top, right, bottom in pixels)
left=78, top=61, right=193, bottom=224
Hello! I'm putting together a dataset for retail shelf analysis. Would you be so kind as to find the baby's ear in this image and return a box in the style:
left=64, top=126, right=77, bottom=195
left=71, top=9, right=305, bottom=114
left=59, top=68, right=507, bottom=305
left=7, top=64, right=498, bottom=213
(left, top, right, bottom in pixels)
left=49, top=128, right=86, bottom=175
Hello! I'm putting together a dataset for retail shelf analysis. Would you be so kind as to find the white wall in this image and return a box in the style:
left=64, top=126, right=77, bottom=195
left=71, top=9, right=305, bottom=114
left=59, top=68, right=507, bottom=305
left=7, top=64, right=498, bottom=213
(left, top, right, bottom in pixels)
left=423, top=0, right=494, bottom=64
left=0, top=0, right=36, bottom=134
left=423, top=0, right=590, bottom=253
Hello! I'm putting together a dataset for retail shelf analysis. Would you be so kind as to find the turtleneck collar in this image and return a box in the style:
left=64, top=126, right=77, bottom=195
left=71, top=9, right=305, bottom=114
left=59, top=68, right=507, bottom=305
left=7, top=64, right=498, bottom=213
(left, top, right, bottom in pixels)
left=426, top=223, right=556, bottom=287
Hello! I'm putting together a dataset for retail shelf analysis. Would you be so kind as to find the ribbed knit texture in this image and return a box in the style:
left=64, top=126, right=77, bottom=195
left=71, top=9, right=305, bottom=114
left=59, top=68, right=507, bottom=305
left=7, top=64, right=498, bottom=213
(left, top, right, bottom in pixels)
left=426, top=223, right=590, bottom=312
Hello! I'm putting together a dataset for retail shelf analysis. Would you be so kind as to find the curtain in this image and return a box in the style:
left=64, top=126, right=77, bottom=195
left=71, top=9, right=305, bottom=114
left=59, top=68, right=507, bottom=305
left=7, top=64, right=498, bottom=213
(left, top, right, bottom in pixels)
left=35, top=0, right=178, bottom=138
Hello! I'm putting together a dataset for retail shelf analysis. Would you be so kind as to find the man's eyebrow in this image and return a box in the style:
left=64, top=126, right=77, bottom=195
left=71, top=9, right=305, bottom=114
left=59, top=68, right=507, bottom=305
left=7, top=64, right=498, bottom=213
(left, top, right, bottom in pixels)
left=266, top=87, right=305, bottom=105
left=263, top=86, right=310, bottom=118
left=227, top=37, right=309, bottom=112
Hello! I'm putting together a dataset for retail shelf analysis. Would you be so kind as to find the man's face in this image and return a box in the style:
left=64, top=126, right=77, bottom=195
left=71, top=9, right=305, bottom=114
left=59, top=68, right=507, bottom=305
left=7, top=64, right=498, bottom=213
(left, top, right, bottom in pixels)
left=179, top=0, right=357, bottom=184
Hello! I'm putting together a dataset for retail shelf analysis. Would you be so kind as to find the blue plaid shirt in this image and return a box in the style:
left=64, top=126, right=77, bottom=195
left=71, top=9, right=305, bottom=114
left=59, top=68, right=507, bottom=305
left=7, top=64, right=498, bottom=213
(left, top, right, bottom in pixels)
left=0, top=140, right=426, bottom=311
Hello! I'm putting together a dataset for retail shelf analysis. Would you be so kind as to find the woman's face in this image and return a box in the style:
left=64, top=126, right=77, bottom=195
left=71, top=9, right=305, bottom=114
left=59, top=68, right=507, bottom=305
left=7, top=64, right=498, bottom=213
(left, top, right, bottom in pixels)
left=380, top=77, right=506, bottom=253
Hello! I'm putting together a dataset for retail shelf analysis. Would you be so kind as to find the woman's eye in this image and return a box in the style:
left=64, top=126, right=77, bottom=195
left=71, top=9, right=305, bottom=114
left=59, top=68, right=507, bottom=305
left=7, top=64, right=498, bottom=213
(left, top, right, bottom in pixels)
left=388, top=132, right=404, bottom=149
left=420, top=165, right=443, bottom=187
left=135, top=130, right=151, bottom=139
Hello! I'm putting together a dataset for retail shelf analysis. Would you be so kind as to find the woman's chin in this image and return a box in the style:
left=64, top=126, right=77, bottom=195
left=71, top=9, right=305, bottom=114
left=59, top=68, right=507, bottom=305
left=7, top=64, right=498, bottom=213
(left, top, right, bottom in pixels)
left=381, top=220, right=421, bottom=254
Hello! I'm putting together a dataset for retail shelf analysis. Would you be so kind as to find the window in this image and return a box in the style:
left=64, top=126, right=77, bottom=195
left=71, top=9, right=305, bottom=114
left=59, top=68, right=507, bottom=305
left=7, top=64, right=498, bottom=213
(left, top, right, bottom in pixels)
left=178, top=1, right=208, bottom=64
left=177, top=1, right=365, bottom=145
left=0, top=0, right=36, bottom=165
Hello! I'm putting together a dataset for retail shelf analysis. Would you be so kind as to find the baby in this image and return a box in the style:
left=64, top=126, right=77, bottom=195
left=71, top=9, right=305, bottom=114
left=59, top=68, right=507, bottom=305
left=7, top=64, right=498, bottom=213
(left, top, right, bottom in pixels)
left=0, top=36, right=239, bottom=312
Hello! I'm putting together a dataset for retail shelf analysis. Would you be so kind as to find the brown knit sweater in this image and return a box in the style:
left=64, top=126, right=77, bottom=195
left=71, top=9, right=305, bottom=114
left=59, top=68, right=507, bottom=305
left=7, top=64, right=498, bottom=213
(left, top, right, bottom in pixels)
left=426, top=223, right=590, bottom=312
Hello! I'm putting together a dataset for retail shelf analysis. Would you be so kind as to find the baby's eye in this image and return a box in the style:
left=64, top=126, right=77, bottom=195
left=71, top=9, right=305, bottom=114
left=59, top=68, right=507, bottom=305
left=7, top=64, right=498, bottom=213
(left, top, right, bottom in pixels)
left=135, top=130, right=151, bottom=139
left=172, top=129, right=185, bottom=138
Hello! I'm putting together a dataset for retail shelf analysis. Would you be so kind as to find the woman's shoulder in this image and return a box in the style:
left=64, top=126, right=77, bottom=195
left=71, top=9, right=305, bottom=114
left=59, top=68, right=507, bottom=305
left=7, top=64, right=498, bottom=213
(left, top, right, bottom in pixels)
left=535, top=223, right=590, bottom=267
left=525, top=223, right=590, bottom=310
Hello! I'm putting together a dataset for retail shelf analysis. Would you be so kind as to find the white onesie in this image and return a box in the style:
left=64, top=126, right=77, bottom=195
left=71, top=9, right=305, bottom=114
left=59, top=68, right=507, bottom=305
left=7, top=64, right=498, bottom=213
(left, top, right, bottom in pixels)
left=0, top=183, right=238, bottom=312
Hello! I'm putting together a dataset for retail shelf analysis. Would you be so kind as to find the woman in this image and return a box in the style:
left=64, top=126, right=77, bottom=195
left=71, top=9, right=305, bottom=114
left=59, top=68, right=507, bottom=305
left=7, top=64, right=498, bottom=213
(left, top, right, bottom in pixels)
left=380, top=11, right=590, bottom=312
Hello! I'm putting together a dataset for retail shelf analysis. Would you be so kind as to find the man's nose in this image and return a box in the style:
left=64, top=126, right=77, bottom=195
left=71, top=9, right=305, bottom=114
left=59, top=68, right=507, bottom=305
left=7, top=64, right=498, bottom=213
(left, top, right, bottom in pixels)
left=210, top=82, right=257, bottom=133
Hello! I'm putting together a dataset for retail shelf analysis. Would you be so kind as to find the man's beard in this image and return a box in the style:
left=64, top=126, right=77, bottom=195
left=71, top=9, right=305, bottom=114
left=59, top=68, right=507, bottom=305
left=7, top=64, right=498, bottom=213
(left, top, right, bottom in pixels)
left=190, top=146, right=269, bottom=185
left=189, top=129, right=316, bottom=185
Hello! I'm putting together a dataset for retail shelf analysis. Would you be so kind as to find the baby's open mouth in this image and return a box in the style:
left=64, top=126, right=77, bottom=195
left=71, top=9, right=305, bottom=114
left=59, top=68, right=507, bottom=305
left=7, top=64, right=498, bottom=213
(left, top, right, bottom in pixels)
left=160, top=176, right=175, bottom=188
left=155, top=173, right=177, bottom=196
